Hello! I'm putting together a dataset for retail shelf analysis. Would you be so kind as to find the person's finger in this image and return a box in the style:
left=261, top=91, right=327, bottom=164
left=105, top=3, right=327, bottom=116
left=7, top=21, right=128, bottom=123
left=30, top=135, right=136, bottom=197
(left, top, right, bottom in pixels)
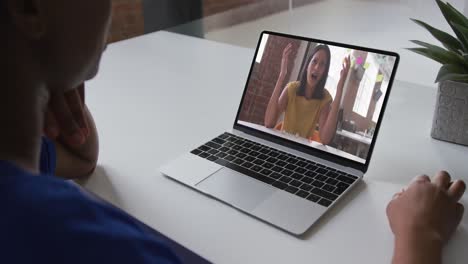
left=434, top=170, right=451, bottom=189
left=448, top=180, right=466, bottom=202
left=454, top=203, right=465, bottom=229
left=44, top=109, right=60, bottom=139
left=408, top=175, right=431, bottom=187
left=50, top=93, right=85, bottom=146
left=64, top=88, right=89, bottom=136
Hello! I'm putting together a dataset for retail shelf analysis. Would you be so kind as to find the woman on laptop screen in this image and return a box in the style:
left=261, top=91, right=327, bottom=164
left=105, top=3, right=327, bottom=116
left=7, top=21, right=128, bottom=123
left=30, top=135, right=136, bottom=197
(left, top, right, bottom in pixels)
left=264, top=43, right=350, bottom=145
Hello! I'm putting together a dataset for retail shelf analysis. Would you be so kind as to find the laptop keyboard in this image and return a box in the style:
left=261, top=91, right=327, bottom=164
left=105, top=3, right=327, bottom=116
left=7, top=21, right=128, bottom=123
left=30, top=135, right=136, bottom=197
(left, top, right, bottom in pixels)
left=190, top=133, right=358, bottom=207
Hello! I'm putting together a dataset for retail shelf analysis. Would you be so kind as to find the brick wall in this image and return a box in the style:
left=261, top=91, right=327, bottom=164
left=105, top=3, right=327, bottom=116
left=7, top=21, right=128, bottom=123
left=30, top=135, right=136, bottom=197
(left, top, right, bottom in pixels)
left=108, top=0, right=144, bottom=43
left=239, top=36, right=302, bottom=125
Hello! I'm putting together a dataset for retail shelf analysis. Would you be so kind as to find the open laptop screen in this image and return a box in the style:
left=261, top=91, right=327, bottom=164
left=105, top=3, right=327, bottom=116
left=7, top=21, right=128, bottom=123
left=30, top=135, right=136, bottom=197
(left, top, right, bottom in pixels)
left=236, top=32, right=398, bottom=165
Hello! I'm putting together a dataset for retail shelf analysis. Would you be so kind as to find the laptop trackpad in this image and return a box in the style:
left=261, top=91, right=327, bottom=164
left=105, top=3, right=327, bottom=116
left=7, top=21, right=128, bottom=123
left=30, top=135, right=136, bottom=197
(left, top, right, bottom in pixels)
left=196, top=168, right=276, bottom=212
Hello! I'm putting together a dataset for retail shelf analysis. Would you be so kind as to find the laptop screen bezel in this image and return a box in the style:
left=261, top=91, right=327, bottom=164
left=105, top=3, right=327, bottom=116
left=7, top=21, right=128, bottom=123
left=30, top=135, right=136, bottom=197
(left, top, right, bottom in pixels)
left=232, top=31, right=400, bottom=173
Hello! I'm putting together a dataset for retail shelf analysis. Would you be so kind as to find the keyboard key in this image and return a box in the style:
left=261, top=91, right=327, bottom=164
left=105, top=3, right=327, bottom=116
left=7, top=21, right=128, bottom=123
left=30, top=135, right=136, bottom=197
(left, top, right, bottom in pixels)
left=219, top=146, right=230, bottom=152
left=338, top=175, right=356, bottom=184
left=232, top=145, right=242, bottom=151
left=345, top=173, right=358, bottom=180
left=271, top=166, right=283, bottom=172
left=311, top=188, right=338, bottom=201
left=291, top=173, right=303, bottom=180
left=224, top=142, right=234, bottom=148
left=266, top=157, right=278, bottom=163
left=251, top=145, right=261, bottom=151
left=269, top=151, right=280, bottom=158
left=253, top=159, right=264, bottom=165
left=212, top=138, right=225, bottom=145
left=272, top=181, right=287, bottom=190
left=296, top=190, right=309, bottom=198
left=237, top=153, right=247, bottom=159
left=305, top=170, right=317, bottom=178
left=290, top=180, right=302, bottom=187
left=326, top=178, right=338, bottom=185
left=225, top=155, right=235, bottom=161
left=191, top=149, right=202, bottom=155
left=300, top=176, right=313, bottom=184
left=326, top=171, right=338, bottom=178
left=199, top=145, right=210, bottom=152
left=294, top=167, right=307, bottom=174
left=316, top=168, right=327, bottom=174
left=259, top=148, right=270, bottom=154
left=215, top=152, right=227, bottom=158
left=251, top=165, right=262, bottom=172
left=227, top=149, right=239, bottom=156
left=316, top=175, right=328, bottom=182
left=285, top=186, right=299, bottom=194
left=244, top=156, right=255, bottom=162
left=323, top=184, right=335, bottom=192
left=263, top=162, right=274, bottom=169
left=277, top=154, right=289, bottom=161
left=286, top=157, right=298, bottom=164
left=242, top=162, right=254, bottom=169
left=300, top=183, right=313, bottom=192
left=337, top=181, right=350, bottom=189
left=297, top=161, right=308, bottom=167
left=258, top=154, right=269, bottom=160
left=279, top=176, right=292, bottom=183
left=250, top=151, right=260, bottom=157
left=285, top=164, right=297, bottom=171
left=276, top=160, right=287, bottom=167
left=206, top=155, right=217, bottom=161
left=242, top=142, right=253, bottom=148
left=233, top=158, right=244, bottom=165
left=218, top=133, right=230, bottom=139
left=239, top=147, right=251, bottom=154
left=199, top=152, right=210, bottom=158
left=334, top=187, right=347, bottom=195
left=307, top=194, right=320, bottom=202
left=306, top=164, right=318, bottom=171
left=260, top=169, right=272, bottom=176
left=208, top=149, right=219, bottom=155
left=270, top=172, right=282, bottom=179
left=206, top=142, right=221, bottom=149
left=311, top=180, right=325, bottom=188
left=318, top=198, right=332, bottom=207
left=281, top=169, right=293, bottom=176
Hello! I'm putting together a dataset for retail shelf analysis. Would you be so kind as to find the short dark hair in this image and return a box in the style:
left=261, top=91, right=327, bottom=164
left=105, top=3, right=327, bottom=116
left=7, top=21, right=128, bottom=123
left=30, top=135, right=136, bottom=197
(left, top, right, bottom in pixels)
left=296, top=44, right=331, bottom=100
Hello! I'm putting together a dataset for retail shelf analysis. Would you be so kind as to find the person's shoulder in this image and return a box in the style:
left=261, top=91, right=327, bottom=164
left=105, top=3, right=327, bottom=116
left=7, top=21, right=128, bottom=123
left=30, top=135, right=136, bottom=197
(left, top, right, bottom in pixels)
left=286, top=81, right=301, bottom=90
left=1, top=170, right=181, bottom=263
left=322, top=89, right=333, bottom=103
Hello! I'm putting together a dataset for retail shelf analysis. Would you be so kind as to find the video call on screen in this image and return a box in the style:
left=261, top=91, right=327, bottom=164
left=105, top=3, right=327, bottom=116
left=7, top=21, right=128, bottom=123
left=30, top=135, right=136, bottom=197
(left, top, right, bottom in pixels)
left=238, top=33, right=397, bottom=164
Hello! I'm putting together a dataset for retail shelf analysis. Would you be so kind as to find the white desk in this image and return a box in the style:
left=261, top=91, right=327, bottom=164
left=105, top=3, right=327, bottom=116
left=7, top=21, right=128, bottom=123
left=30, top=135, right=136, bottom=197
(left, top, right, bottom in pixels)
left=84, top=31, right=468, bottom=264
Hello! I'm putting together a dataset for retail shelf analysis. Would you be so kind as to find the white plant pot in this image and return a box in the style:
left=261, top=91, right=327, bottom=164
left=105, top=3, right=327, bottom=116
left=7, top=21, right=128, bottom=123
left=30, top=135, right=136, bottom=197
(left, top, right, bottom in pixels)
left=431, top=80, right=468, bottom=146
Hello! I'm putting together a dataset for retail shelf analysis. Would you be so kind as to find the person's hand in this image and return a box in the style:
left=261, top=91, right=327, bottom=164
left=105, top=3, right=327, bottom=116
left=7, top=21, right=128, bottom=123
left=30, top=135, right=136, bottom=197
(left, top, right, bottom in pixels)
left=279, top=43, right=293, bottom=78
left=339, top=55, right=351, bottom=82
left=387, top=171, right=466, bottom=244
left=44, top=83, right=90, bottom=147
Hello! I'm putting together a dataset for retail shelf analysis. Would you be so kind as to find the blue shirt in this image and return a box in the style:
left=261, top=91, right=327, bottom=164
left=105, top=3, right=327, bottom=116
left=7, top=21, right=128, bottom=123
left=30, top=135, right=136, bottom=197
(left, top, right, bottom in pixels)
left=0, top=138, right=181, bottom=263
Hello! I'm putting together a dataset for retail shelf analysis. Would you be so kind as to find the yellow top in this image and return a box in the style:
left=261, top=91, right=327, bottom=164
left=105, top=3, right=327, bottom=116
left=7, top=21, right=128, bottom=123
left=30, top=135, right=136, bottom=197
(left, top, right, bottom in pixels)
left=282, top=81, right=333, bottom=138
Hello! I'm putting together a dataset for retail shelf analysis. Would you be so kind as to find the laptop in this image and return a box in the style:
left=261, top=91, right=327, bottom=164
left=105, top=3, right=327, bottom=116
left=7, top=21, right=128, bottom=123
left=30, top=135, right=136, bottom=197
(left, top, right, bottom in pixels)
left=160, top=31, right=399, bottom=235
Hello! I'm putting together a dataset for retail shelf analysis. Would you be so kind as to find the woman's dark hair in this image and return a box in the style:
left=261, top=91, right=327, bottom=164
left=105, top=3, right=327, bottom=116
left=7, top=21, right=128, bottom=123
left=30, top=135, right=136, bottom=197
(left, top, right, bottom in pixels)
left=296, top=44, right=331, bottom=100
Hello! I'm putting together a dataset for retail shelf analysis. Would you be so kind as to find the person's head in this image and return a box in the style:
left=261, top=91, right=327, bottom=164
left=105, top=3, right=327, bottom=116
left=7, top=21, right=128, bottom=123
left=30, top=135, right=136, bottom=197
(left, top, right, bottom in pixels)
left=4, top=0, right=112, bottom=93
left=297, top=44, right=331, bottom=99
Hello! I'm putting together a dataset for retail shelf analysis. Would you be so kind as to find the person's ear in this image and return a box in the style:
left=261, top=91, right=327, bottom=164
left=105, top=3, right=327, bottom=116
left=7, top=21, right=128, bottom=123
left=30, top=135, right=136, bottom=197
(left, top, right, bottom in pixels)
left=7, top=0, right=46, bottom=39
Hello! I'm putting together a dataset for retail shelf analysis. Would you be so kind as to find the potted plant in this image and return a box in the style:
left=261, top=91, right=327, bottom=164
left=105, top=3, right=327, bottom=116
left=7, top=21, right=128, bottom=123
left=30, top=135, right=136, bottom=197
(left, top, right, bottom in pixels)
left=409, top=0, right=468, bottom=146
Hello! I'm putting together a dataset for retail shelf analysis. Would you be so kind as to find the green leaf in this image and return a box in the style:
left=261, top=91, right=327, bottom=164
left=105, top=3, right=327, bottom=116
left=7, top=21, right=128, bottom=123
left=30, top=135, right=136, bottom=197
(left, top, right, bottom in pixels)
left=435, top=64, right=468, bottom=82
left=450, top=22, right=468, bottom=50
left=410, top=18, right=463, bottom=53
left=436, top=0, right=468, bottom=51
left=408, top=41, right=467, bottom=67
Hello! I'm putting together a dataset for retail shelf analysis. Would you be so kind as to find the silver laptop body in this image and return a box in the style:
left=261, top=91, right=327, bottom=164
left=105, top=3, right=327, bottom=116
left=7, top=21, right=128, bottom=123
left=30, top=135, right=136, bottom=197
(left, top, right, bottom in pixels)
left=160, top=31, right=399, bottom=235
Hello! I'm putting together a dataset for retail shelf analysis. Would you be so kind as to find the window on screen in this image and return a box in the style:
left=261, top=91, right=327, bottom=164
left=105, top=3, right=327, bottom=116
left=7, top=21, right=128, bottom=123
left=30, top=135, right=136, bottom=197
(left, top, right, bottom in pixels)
left=353, top=54, right=378, bottom=117
left=326, top=46, right=349, bottom=100
left=372, top=78, right=388, bottom=122
left=256, top=34, right=269, bottom=63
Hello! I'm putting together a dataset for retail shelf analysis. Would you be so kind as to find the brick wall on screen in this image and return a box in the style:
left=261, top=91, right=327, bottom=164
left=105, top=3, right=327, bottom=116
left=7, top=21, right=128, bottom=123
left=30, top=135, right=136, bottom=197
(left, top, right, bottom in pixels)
left=109, top=0, right=144, bottom=43
left=239, top=36, right=302, bottom=125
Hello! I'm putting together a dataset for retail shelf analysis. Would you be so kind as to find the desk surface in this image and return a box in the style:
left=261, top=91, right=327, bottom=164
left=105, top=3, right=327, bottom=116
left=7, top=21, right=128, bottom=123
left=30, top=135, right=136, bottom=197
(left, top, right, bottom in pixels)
left=84, top=31, right=468, bottom=263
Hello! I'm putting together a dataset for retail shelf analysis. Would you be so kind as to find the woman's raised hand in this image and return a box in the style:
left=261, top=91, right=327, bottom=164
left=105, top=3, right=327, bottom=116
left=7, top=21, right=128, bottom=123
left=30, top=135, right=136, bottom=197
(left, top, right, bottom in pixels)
left=280, top=43, right=293, bottom=78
